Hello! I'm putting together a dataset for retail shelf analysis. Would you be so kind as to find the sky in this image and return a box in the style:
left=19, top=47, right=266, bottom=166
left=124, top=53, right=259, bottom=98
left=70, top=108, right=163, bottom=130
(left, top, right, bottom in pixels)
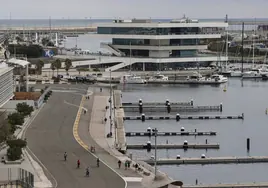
left=1, top=0, right=268, bottom=19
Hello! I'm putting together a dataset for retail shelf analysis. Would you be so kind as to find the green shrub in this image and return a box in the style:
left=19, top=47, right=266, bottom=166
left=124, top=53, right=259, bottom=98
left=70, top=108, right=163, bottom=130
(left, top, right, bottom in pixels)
left=7, top=147, right=22, bottom=161
left=7, top=139, right=27, bottom=148
left=16, top=103, right=34, bottom=117
left=8, top=112, right=24, bottom=126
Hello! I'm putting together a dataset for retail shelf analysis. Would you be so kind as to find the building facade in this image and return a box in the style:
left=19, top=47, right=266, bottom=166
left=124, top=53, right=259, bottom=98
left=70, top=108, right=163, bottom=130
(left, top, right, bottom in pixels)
left=96, top=18, right=228, bottom=71
left=0, top=62, right=14, bottom=108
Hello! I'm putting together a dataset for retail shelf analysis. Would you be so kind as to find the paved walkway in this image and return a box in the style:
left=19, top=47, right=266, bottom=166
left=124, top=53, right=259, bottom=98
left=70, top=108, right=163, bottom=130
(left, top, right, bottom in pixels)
left=77, top=89, right=146, bottom=188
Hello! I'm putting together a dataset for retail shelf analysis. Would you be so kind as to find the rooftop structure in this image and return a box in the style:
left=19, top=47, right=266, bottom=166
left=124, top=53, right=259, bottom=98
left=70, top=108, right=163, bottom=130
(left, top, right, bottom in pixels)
left=96, top=18, right=228, bottom=71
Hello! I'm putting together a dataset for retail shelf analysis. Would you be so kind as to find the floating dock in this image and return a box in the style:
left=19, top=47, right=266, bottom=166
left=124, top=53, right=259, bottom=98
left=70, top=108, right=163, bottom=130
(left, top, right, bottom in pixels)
left=127, top=144, right=219, bottom=150
left=144, top=156, right=268, bottom=165
left=183, top=183, right=268, bottom=188
left=123, top=105, right=222, bottom=113
left=123, top=114, right=244, bottom=121
left=114, top=90, right=127, bottom=153
left=146, top=80, right=226, bottom=85
left=125, top=131, right=217, bottom=137
left=122, top=101, right=193, bottom=106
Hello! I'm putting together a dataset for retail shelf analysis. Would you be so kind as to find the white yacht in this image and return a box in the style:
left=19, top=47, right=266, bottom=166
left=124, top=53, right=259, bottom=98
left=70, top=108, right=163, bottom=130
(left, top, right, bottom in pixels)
left=242, top=68, right=268, bottom=79
left=120, top=74, right=146, bottom=84
left=230, top=70, right=242, bottom=77
left=210, top=74, right=228, bottom=83
left=186, top=72, right=205, bottom=81
left=148, top=74, right=169, bottom=82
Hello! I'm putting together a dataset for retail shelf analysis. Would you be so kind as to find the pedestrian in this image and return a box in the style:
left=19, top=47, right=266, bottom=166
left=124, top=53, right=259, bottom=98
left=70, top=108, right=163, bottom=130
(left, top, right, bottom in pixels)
left=118, top=160, right=122, bottom=169
left=124, top=161, right=128, bottom=170
left=127, top=161, right=130, bottom=168
left=135, top=163, right=138, bottom=171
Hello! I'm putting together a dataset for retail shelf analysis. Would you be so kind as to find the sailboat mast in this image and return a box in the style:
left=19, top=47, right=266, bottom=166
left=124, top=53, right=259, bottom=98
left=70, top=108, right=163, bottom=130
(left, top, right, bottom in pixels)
left=225, top=14, right=228, bottom=69
left=241, top=22, right=244, bottom=73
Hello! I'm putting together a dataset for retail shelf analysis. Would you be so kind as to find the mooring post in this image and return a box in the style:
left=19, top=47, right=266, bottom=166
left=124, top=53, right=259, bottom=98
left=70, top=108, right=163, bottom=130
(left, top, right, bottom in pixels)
left=247, top=138, right=250, bottom=151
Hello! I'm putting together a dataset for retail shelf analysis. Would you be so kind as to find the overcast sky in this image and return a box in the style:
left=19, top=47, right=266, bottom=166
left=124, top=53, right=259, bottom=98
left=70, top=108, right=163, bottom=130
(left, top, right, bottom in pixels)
left=1, top=0, right=267, bottom=19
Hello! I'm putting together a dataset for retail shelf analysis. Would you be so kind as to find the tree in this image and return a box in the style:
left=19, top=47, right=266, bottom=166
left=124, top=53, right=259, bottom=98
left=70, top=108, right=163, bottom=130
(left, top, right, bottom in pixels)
left=7, top=139, right=27, bottom=148
left=0, top=120, right=11, bottom=142
left=51, top=61, right=56, bottom=77
left=16, top=102, right=34, bottom=117
left=54, top=59, right=62, bottom=76
left=8, top=112, right=24, bottom=126
left=7, top=147, right=22, bottom=161
left=6, top=139, right=27, bottom=161
left=64, top=58, right=72, bottom=75
left=36, top=60, right=44, bottom=76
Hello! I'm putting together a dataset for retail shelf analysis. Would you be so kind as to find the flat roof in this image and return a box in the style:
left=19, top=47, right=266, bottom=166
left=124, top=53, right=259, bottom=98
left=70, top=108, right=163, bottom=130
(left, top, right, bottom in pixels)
left=98, top=22, right=228, bottom=28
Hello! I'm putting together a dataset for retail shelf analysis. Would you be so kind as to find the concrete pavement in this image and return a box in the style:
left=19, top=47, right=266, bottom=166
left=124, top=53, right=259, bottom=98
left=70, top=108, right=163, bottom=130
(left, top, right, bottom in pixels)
left=25, top=85, right=125, bottom=188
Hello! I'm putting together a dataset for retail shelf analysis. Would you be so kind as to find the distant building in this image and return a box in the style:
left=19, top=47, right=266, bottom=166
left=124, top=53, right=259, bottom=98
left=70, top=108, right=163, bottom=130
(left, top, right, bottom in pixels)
left=95, top=18, right=228, bottom=71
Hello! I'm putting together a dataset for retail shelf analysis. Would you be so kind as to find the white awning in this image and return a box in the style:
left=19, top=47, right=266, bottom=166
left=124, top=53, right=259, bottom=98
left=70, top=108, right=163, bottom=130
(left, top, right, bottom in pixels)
left=8, top=58, right=30, bottom=67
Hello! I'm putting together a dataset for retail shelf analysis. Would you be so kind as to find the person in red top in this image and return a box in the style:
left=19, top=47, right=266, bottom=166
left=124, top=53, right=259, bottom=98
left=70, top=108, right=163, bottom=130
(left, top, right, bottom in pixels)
left=77, top=159, right=80, bottom=168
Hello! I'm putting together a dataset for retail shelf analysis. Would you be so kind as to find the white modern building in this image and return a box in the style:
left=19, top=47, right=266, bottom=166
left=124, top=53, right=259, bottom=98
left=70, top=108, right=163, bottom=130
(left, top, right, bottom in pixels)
left=94, top=18, right=228, bottom=72
left=0, top=62, right=14, bottom=108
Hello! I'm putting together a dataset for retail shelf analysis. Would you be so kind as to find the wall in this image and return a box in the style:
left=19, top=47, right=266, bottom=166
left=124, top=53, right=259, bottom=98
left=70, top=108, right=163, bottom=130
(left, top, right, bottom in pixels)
left=149, top=50, right=170, bottom=58
left=35, top=87, right=51, bottom=108
left=1, top=100, right=35, bottom=112
left=149, top=39, right=170, bottom=46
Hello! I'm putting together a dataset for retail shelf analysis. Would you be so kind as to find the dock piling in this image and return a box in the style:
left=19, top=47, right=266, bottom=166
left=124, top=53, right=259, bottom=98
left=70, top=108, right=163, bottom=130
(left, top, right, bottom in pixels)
left=139, top=102, right=143, bottom=114
left=191, top=99, right=194, bottom=106
left=220, top=103, right=223, bottom=112
left=167, top=103, right=171, bottom=113
left=142, top=114, right=145, bottom=122
left=247, top=138, right=250, bottom=151
left=176, top=114, right=180, bottom=121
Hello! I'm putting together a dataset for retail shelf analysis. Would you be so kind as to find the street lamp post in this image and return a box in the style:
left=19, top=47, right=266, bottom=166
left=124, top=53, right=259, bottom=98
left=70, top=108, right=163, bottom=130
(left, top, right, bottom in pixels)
left=109, top=69, right=112, bottom=135
left=154, top=128, right=158, bottom=179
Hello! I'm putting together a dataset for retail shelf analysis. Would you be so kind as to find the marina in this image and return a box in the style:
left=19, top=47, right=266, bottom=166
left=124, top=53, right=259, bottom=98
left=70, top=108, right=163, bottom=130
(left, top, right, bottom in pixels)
left=3, top=15, right=268, bottom=187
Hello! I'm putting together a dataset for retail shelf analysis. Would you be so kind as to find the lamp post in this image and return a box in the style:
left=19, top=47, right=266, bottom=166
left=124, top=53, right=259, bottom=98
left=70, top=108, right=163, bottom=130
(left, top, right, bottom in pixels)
left=109, top=69, right=112, bottom=135
left=153, top=128, right=158, bottom=179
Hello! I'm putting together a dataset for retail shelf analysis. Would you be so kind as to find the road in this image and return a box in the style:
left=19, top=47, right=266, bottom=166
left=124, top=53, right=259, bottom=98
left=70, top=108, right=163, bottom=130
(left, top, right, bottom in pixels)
left=25, top=85, right=125, bottom=188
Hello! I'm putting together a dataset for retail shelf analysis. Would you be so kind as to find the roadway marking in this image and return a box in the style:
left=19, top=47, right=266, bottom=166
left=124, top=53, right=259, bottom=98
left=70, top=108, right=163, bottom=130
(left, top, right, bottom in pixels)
left=64, top=100, right=88, bottom=112
left=72, top=89, right=127, bottom=188
left=123, top=177, right=143, bottom=182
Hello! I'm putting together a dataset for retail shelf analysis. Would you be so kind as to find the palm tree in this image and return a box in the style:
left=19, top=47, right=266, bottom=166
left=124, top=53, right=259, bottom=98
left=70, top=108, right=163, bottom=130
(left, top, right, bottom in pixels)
left=64, top=58, right=72, bottom=75
left=50, top=61, right=56, bottom=78
left=54, top=59, right=62, bottom=76
left=36, top=60, right=44, bottom=77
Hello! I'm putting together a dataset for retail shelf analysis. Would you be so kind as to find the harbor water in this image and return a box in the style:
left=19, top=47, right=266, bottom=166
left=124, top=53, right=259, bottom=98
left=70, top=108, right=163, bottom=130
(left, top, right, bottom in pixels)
left=119, top=79, right=268, bottom=185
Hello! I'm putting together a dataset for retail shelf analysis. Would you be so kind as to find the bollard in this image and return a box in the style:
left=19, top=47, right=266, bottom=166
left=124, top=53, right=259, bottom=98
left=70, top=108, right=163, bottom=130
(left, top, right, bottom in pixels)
left=139, top=99, right=142, bottom=104
left=176, top=155, right=181, bottom=159
left=167, top=103, right=171, bottom=113
left=147, top=141, right=152, bottom=151
left=176, top=113, right=180, bottom=122
left=190, top=99, right=194, bottom=106
left=139, top=102, right=143, bottom=114
left=147, top=127, right=152, bottom=137
left=141, top=114, right=145, bottom=122
left=181, top=127, right=185, bottom=132
left=220, top=103, right=223, bottom=112
left=247, top=138, right=250, bottom=151
left=166, top=99, right=169, bottom=106
left=201, top=154, right=206, bottom=158
left=183, top=140, right=188, bottom=149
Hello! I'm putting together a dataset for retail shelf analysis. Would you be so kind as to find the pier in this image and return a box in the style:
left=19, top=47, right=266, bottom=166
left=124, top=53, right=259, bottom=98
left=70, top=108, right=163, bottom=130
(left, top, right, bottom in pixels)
left=114, top=90, right=127, bottom=153
left=125, top=131, right=217, bottom=137
left=122, top=104, right=222, bottom=113
left=144, top=156, right=268, bottom=165
left=123, top=113, right=244, bottom=121
left=183, top=182, right=268, bottom=188
left=128, top=144, right=219, bottom=150
left=122, top=100, right=193, bottom=106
